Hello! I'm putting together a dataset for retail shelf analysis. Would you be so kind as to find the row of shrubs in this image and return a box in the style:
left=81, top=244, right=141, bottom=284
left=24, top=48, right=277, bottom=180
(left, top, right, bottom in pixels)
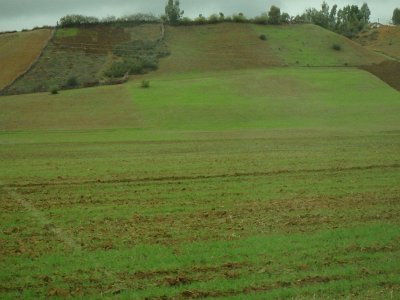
left=49, top=77, right=150, bottom=95
left=58, top=12, right=299, bottom=28
left=59, top=13, right=161, bottom=27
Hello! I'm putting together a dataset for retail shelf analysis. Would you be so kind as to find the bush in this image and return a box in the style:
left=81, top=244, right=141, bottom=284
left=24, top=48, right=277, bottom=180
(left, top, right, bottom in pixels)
left=129, top=61, right=145, bottom=75
left=194, top=14, right=207, bottom=25
left=66, top=76, right=79, bottom=87
left=105, top=61, right=130, bottom=78
left=332, top=44, right=342, bottom=51
left=179, top=17, right=193, bottom=25
left=141, top=80, right=150, bottom=88
left=50, top=87, right=59, bottom=95
left=259, top=34, right=267, bottom=41
left=141, top=56, right=158, bottom=70
left=208, top=14, right=220, bottom=24
left=232, top=13, right=247, bottom=23
left=253, top=14, right=269, bottom=25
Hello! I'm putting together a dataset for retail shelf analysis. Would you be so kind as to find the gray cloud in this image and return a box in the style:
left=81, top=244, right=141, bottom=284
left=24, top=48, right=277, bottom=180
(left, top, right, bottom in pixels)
left=0, top=0, right=397, bottom=31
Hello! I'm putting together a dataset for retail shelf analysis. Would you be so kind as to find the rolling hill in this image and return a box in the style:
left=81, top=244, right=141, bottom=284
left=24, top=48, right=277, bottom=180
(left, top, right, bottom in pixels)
left=0, top=29, right=52, bottom=91
left=1, top=23, right=391, bottom=95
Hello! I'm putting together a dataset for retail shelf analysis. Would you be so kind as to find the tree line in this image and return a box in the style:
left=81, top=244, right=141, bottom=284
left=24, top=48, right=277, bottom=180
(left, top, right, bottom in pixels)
left=59, top=1, right=400, bottom=39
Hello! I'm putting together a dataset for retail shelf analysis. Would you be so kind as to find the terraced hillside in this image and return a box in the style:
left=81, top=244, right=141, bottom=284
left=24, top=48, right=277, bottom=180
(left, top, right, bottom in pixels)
left=1, top=68, right=400, bottom=298
left=0, top=29, right=52, bottom=90
left=4, top=24, right=162, bottom=95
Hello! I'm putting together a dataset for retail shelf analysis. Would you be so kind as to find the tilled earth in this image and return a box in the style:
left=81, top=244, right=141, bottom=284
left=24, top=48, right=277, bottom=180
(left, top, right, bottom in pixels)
left=1, top=132, right=400, bottom=299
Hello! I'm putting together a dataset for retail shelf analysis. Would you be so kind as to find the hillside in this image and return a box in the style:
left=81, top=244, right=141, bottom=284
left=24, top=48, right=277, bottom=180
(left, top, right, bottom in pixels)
left=3, top=24, right=162, bottom=95
left=253, top=24, right=386, bottom=67
left=157, top=23, right=281, bottom=73
left=355, top=25, right=400, bottom=60
left=1, top=23, right=392, bottom=95
left=1, top=68, right=399, bottom=132
left=0, top=29, right=52, bottom=90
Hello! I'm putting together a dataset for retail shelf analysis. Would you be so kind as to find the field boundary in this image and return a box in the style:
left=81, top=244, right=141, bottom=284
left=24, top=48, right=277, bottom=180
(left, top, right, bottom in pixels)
left=5, top=163, right=400, bottom=188
left=0, top=27, right=56, bottom=94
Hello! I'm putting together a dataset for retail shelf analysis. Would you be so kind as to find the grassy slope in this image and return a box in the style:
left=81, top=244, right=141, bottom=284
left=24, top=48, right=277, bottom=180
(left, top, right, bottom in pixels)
left=157, top=23, right=281, bottom=73
left=0, top=84, right=140, bottom=131
left=253, top=24, right=386, bottom=67
left=356, top=25, right=400, bottom=60
left=0, top=29, right=51, bottom=90
left=1, top=67, right=399, bottom=298
left=1, top=68, right=399, bottom=133
left=156, top=23, right=386, bottom=75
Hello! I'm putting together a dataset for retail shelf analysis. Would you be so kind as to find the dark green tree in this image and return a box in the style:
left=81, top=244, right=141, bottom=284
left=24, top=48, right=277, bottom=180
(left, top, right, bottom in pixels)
left=329, top=4, right=338, bottom=30
left=393, top=8, right=400, bottom=25
left=360, top=3, right=371, bottom=25
left=268, top=5, right=281, bottom=25
left=165, top=0, right=184, bottom=25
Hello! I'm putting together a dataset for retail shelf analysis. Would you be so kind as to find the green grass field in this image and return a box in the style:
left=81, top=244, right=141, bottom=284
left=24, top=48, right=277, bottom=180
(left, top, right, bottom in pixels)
left=1, top=66, right=399, bottom=298
left=252, top=24, right=386, bottom=67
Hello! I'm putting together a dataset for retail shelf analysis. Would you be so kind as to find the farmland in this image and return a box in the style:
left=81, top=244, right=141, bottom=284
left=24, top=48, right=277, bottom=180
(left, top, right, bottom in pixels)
left=0, top=29, right=51, bottom=90
left=4, top=24, right=162, bottom=95
left=1, top=65, right=400, bottom=298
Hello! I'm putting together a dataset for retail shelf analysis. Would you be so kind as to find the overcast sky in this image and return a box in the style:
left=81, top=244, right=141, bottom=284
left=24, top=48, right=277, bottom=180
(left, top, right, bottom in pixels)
left=0, top=0, right=397, bottom=31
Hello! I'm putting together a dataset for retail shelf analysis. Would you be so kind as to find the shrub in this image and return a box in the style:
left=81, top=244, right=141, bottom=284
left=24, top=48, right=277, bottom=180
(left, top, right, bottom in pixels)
left=259, top=34, right=267, bottom=41
left=66, top=76, right=79, bottom=87
left=194, top=14, right=207, bottom=25
left=129, top=61, right=145, bottom=75
left=179, top=17, right=193, bottom=25
left=50, top=87, right=59, bottom=95
left=208, top=14, right=220, bottom=24
left=253, top=14, right=269, bottom=25
left=141, top=56, right=158, bottom=70
left=232, top=13, right=247, bottom=23
left=332, top=44, right=342, bottom=51
left=105, top=61, right=130, bottom=78
left=141, top=80, right=150, bottom=88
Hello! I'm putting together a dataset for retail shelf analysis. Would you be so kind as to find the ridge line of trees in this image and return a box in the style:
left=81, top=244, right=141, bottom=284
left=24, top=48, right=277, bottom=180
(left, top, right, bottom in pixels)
left=58, top=2, right=400, bottom=39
